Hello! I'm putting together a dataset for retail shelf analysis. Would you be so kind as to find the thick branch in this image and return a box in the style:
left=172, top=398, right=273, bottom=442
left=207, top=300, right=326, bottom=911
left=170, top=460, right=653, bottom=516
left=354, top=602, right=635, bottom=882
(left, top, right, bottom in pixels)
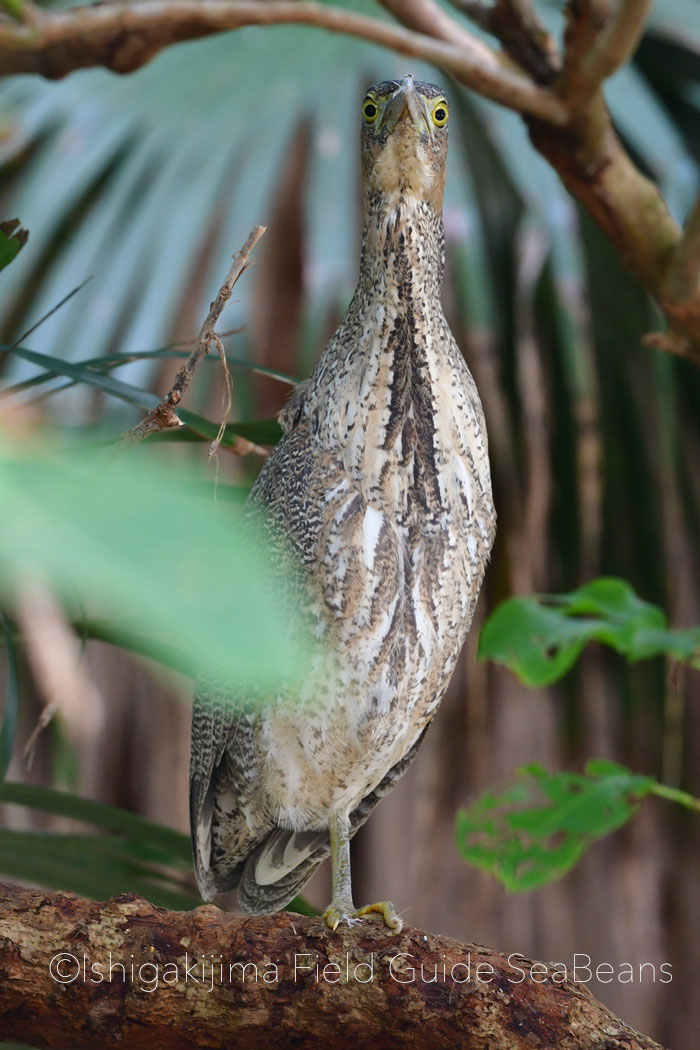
left=447, top=0, right=562, bottom=82
left=662, top=194, right=700, bottom=318
left=560, top=0, right=653, bottom=107
left=0, top=0, right=565, bottom=122
left=386, top=0, right=699, bottom=357
left=527, top=96, right=680, bottom=293
left=1, top=0, right=699, bottom=356
left=0, top=883, right=666, bottom=1050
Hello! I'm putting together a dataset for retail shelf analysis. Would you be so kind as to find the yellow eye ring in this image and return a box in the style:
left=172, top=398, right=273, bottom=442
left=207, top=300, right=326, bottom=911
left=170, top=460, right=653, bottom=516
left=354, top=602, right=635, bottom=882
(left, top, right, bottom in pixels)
left=432, top=99, right=449, bottom=128
left=362, top=98, right=379, bottom=124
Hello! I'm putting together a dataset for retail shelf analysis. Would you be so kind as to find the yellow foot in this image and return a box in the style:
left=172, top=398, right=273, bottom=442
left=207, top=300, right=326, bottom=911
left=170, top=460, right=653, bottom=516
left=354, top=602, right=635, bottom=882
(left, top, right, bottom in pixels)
left=356, top=900, right=402, bottom=931
left=322, top=901, right=360, bottom=931
left=322, top=899, right=402, bottom=933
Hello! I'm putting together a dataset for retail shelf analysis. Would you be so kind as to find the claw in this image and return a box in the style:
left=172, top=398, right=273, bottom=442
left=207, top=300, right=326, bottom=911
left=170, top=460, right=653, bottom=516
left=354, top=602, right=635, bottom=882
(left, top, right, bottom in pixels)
left=322, top=899, right=402, bottom=933
left=356, top=900, right=402, bottom=931
left=322, top=902, right=355, bottom=931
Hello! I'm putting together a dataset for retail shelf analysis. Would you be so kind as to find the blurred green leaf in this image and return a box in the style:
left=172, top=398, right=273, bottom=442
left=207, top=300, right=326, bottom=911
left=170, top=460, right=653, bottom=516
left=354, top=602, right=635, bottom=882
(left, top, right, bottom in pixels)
left=0, top=612, right=19, bottom=783
left=2, top=345, right=297, bottom=400
left=0, top=831, right=200, bottom=911
left=0, top=781, right=199, bottom=908
left=456, top=760, right=657, bottom=892
left=0, top=781, right=192, bottom=863
left=478, top=577, right=700, bottom=686
left=0, top=781, right=320, bottom=913
left=0, top=436, right=307, bottom=688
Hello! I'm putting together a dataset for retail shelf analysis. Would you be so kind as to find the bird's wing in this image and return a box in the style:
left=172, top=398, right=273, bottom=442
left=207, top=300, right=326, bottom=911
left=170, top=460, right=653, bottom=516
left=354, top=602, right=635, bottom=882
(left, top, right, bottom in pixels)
left=189, top=677, right=246, bottom=899
left=190, top=401, right=326, bottom=901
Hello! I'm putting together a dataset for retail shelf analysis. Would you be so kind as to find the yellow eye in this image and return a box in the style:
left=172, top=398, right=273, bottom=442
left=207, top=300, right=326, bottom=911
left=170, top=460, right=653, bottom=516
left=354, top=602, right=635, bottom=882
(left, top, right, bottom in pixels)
left=362, top=98, right=379, bottom=124
left=432, top=99, right=449, bottom=128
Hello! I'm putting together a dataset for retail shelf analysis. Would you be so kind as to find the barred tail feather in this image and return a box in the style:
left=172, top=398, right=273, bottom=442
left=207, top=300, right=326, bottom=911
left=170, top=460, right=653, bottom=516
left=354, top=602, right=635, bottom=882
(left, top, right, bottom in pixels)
left=236, top=828, right=330, bottom=914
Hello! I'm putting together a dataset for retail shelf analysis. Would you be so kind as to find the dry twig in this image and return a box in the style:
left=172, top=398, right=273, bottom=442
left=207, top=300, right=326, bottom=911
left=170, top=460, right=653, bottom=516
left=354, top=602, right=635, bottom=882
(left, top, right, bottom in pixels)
left=117, top=225, right=266, bottom=451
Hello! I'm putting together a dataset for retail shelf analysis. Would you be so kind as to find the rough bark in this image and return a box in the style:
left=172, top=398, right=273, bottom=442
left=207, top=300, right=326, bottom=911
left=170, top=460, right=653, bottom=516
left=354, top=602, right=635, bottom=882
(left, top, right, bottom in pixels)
left=0, top=882, right=666, bottom=1049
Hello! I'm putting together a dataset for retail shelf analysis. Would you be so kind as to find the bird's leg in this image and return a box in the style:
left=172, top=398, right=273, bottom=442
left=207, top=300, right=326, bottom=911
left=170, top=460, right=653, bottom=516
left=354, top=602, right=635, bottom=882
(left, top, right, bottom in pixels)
left=322, top=811, right=402, bottom=933
left=322, top=811, right=357, bottom=930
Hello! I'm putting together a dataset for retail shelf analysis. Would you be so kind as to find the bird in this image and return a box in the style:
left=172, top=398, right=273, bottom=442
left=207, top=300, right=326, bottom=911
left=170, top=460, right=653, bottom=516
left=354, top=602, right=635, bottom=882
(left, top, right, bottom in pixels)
left=190, top=74, right=496, bottom=932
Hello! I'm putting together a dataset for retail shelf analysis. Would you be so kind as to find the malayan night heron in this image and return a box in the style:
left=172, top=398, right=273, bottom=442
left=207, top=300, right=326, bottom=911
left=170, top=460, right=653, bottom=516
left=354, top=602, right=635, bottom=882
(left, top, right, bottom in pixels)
left=190, top=75, right=495, bottom=931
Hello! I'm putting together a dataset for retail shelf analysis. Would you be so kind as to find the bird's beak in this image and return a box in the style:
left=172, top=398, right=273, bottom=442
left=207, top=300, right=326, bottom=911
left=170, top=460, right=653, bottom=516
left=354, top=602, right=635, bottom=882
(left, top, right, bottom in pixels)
left=384, top=75, right=433, bottom=137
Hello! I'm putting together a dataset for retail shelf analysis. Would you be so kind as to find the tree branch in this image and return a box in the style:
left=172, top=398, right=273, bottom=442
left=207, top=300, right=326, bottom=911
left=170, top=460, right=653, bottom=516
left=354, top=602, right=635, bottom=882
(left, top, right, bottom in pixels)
left=0, top=0, right=565, bottom=123
left=447, top=0, right=562, bottom=83
left=0, top=882, right=667, bottom=1050
left=384, top=0, right=699, bottom=358
left=560, top=0, right=653, bottom=107
left=1, top=0, right=699, bottom=357
left=116, top=224, right=266, bottom=450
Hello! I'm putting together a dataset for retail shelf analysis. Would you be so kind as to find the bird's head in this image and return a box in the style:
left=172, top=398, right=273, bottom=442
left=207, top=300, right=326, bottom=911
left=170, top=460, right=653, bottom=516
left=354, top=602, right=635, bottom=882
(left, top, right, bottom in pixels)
left=360, top=75, right=449, bottom=215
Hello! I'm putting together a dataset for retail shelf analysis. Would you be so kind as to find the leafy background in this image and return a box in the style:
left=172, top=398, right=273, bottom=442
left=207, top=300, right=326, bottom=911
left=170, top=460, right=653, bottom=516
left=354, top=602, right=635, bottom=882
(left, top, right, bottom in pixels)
left=2, top=2, right=700, bottom=1048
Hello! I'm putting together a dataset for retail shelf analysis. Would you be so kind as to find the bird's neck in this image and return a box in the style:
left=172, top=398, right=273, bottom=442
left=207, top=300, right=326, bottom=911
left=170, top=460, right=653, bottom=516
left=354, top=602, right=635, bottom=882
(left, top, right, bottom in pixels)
left=317, top=194, right=457, bottom=517
left=357, top=194, right=445, bottom=302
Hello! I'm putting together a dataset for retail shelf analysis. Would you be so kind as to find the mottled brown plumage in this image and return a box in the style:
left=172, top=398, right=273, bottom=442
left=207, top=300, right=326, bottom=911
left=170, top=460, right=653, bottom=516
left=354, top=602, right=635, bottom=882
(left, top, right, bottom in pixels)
left=190, top=75, right=496, bottom=930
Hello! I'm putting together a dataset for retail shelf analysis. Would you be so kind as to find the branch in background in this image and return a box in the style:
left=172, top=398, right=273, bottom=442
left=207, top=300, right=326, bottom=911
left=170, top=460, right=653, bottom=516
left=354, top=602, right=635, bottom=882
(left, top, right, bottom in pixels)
left=0, top=883, right=667, bottom=1050
left=117, top=225, right=266, bottom=450
left=525, top=94, right=689, bottom=347
left=2, top=0, right=700, bottom=358
left=15, top=580, right=106, bottom=767
left=0, top=0, right=566, bottom=122
left=378, top=0, right=502, bottom=61
left=560, top=0, right=653, bottom=107
left=388, top=0, right=699, bottom=358
left=446, top=0, right=561, bottom=82
left=660, top=194, right=700, bottom=340
left=560, top=0, right=611, bottom=83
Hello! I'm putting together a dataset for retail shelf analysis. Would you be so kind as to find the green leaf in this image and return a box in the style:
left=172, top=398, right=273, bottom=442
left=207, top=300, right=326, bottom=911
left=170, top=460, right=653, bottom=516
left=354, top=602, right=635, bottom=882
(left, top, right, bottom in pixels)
left=2, top=346, right=297, bottom=400
left=477, top=596, right=594, bottom=686
left=0, top=219, right=28, bottom=272
left=0, top=782, right=200, bottom=908
left=0, top=436, right=309, bottom=689
left=0, top=831, right=200, bottom=911
left=0, top=782, right=320, bottom=913
left=456, top=761, right=657, bottom=892
left=0, top=782, right=192, bottom=864
left=0, top=611, right=19, bottom=783
left=2, top=345, right=283, bottom=448
left=478, top=577, right=700, bottom=686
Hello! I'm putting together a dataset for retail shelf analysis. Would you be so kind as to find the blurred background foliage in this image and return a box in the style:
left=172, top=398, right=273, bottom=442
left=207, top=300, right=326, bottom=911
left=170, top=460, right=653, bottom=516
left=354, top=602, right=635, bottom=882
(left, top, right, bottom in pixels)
left=1, top=2, right=700, bottom=1049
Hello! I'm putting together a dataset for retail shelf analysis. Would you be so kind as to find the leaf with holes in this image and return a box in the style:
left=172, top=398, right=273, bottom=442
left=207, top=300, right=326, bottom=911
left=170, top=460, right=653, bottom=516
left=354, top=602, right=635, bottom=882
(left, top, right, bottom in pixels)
left=456, top=761, right=657, bottom=892
left=478, top=578, right=700, bottom=686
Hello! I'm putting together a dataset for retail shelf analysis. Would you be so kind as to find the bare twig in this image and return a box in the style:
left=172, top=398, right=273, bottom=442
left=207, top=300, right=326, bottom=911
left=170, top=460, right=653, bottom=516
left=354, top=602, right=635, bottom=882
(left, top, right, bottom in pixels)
left=117, top=225, right=266, bottom=450
left=447, top=0, right=561, bottom=82
left=207, top=334, right=233, bottom=460
left=378, top=0, right=504, bottom=62
left=0, top=0, right=566, bottom=122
